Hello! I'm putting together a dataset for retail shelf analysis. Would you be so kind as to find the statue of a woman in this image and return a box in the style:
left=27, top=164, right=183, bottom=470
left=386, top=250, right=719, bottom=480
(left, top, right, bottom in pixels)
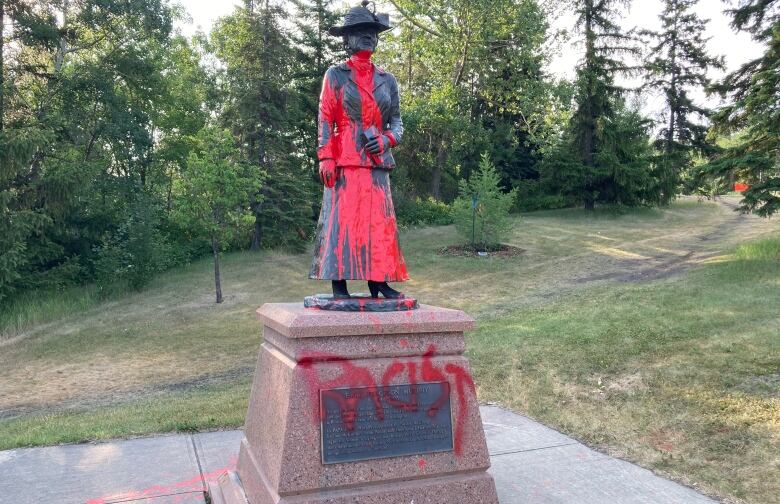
left=309, top=1, right=408, bottom=300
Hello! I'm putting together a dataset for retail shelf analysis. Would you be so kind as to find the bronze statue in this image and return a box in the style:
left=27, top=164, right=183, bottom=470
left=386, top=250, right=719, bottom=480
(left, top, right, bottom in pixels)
left=308, top=1, right=409, bottom=302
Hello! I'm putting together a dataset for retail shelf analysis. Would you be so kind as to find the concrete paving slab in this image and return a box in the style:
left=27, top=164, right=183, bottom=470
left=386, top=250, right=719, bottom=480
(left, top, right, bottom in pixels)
left=0, top=435, right=202, bottom=504
left=191, top=430, right=243, bottom=478
left=481, top=405, right=577, bottom=455
left=489, top=444, right=715, bottom=504
left=0, top=407, right=718, bottom=504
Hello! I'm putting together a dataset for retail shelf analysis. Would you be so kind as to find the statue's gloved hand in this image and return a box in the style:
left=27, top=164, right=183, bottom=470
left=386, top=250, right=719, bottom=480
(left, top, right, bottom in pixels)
left=365, top=134, right=391, bottom=155
left=319, top=159, right=337, bottom=188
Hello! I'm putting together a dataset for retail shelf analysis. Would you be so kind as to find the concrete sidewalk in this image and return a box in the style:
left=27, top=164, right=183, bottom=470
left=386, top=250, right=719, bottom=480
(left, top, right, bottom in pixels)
left=0, top=406, right=716, bottom=504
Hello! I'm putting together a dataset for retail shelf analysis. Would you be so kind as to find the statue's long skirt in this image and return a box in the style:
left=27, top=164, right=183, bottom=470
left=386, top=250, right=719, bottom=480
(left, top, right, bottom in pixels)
left=309, top=166, right=409, bottom=282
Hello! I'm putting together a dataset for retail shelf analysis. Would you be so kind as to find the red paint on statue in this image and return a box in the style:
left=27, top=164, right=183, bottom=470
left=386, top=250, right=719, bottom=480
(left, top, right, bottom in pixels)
left=310, top=51, right=408, bottom=282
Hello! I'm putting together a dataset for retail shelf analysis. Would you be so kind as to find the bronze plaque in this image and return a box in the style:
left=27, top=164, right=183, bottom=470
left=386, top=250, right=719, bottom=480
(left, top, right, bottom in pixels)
left=320, top=382, right=453, bottom=464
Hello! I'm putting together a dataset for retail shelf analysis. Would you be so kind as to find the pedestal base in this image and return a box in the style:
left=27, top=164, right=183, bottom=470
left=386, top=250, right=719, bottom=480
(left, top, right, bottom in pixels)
left=208, top=471, right=249, bottom=504
left=208, top=303, right=498, bottom=504
left=211, top=468, right=496, bottom=504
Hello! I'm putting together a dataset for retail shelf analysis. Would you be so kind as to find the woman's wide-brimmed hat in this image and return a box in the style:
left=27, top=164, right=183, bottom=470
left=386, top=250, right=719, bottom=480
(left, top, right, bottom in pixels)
left=328, top=1, right=392, bottom=37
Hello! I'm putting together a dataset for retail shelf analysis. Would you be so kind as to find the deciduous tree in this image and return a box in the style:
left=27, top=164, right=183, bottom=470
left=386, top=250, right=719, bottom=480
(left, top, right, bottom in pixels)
left=176, top=127, right=264, bottom=303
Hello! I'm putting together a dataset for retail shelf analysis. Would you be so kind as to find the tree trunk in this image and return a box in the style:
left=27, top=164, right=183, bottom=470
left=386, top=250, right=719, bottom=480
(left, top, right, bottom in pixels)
left=431, top=141, right=446, bottom=201
left=663, top=16, right=679, bottom=205
left=582, top=0, right=595, bottom=169
left=166, top=169, right=173, bottom=212
left=54, top=0, right=70, bottom=74
left=452, top=26, right=470, bottom=87
left=212, top=235, right=223, bottom=304
left=582, top=0, right=596, bottom=211
left=316, top=0, right=324, bottom=74
left=250, top=215, right=263, bottom=251
left=407, top=26, right=413, bottom=88
left=666, top=20, right=678, bottom=160
left=584, top=196, right=595, bottom=211
left=0, top=0, right=4, bottom=132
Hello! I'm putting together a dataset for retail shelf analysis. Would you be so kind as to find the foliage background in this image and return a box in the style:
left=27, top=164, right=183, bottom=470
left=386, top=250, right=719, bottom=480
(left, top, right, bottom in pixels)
left=0, top=0, right=774, bottom=302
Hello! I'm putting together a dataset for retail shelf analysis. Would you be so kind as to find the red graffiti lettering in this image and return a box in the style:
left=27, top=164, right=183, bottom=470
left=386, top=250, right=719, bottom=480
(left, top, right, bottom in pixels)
left=299, top=344, right=475, bottom=456
left=299, top=351, right=384, bottom=430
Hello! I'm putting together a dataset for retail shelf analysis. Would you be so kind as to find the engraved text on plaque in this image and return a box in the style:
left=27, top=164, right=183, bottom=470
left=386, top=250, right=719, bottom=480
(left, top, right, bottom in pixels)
left=320, top=382, right=453, bottom=464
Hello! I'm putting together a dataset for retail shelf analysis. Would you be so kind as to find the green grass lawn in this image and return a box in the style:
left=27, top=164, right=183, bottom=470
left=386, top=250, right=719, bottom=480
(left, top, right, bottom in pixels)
left=1, top=198, right=778, bottom=503
left=470, top=237, right=780, bottom=503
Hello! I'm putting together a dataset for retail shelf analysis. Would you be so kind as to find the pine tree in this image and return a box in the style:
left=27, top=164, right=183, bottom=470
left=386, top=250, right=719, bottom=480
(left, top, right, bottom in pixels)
left=709, top=0, right=780, bottom=216
left=643, top=0, right=723, bottom=204
left=0, top=1, right=62, bottom=300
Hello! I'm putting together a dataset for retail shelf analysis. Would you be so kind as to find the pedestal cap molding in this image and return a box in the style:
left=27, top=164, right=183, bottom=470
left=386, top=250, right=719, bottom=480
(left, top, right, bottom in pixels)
left=256, top=303, right=475, bottom=339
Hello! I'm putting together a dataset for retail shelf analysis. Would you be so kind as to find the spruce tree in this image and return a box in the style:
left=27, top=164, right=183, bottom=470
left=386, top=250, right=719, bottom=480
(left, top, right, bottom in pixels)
left=550, top=0, right=658, bottom=208
left=0, top=2, right=65, bottom=300
left=643, top=0, right=723, bottom=204
left=212, top=0, right=316, bottom=251
left=709, top=0, right=780, bottom=216
left=289, top=0, right=342, bottom=171
left=575, top=0, right=631, bottom=208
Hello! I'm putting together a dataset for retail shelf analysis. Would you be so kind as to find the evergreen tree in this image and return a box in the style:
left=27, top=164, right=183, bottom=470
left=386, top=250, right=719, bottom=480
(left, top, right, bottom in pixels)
left=643, top=0, right=723, bottom=203
left=211, top=1, right=316, bottom=251
left=0, top=0, right=177, bottom=300
left=708, top=0, right=780, bottom=216
left=571, top=0, right=640, bottom=208
left=0, top=1, right=57, bottom=301
left=289, top=0, right=342, bottom=170
left=542, top=100, right=657, bottom=207
left=385, top=0, right=556, bottom=202
left=543, top=0, right=659, bottom=209
left=453, top=153, right=517, bottom=249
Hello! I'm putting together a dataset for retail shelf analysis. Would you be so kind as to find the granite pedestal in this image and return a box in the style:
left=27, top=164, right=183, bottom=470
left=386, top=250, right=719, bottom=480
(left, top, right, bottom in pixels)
left=209, top=303, right=498, bottom=504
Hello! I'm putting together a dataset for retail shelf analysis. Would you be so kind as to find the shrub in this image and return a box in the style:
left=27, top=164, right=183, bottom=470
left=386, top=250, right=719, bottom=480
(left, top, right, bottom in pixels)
left=396, top=197, right=454, bottom=227
left=93, top=193, right=179, bottom=292
left=453, top=153, right=517, bottom=249
left=514, top=179, right=570, bottom=212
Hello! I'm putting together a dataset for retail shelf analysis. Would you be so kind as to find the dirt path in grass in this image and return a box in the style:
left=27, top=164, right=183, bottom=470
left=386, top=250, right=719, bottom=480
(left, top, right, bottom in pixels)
left=423, top=196, right=779, bottom=318
left=2, top=196, right=778, bottom=422
left=575, top=198, right=758, bottom=284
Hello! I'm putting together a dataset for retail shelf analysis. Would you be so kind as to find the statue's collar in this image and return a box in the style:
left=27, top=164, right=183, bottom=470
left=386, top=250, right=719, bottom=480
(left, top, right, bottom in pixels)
left=337, top=62, right=386, bottom=75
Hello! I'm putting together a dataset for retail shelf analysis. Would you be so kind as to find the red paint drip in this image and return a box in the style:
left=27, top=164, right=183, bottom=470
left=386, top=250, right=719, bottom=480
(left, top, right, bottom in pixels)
left=312, top=54, right=409, bottom=282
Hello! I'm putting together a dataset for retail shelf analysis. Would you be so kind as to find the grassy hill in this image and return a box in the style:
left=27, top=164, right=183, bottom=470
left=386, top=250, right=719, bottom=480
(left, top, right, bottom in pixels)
left=1, top=197, right=778, bottom=504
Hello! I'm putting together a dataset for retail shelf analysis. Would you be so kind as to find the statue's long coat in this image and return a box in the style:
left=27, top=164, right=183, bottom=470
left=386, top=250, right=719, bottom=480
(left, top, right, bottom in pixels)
left=309, top=61, right=409, bottom=282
